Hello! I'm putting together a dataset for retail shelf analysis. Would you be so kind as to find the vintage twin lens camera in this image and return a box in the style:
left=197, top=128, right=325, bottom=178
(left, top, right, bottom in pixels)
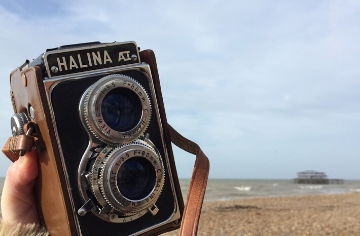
left=8, top=41, right=188, bottom=235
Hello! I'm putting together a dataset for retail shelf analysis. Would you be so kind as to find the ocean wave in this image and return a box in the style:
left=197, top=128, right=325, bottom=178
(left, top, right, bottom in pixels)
left=299, top=185, right=323, bottom=190
left=234, top=186, right=252, bottom=191
left=349, top=189, right=360, bottom=192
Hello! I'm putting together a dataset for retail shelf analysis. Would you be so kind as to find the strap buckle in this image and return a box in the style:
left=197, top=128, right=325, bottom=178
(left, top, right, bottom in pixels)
left=2, top=121, right=45, bottom=162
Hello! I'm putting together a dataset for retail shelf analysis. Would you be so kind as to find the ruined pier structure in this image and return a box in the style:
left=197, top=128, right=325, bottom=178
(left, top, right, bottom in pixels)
left=293, top=171, right=343, bottom=184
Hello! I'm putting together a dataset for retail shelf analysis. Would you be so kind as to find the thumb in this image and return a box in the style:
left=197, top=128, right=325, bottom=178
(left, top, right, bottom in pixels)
left=1, top=149, right=40, bottom=225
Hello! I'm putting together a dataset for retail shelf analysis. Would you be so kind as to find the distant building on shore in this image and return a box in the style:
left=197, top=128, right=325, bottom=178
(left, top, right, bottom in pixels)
left=293, top=170, right=343, bottom=184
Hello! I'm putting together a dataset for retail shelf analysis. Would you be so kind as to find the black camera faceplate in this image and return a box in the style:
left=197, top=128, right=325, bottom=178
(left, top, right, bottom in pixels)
left=50, top=69, right=176, bottom=236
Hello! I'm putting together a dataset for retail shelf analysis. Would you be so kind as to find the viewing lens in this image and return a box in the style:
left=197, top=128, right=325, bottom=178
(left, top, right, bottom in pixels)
left=117, top=157, right=156, bottom=200
left=101, top=88, right=142, bottom=132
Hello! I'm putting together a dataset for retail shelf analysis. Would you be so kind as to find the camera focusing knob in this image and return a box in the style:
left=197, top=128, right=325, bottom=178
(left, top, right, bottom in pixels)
left=10, top=113, right=30, bottom=136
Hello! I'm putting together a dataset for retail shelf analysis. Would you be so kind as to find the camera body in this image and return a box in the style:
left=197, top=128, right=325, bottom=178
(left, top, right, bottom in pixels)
left=8, top=41, right=184, bottom=236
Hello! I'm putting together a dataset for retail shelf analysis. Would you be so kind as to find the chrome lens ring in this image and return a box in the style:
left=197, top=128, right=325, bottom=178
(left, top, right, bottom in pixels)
left=99, top=140, right=165, bottom=214
left=90, top=146, right=148, bottom=222
left=83, top=74, right=151, bottom=144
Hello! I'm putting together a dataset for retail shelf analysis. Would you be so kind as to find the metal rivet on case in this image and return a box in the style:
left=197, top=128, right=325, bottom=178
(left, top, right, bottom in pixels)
left=22, top=73, right=27, bottom=87
left=131, top=54, right=137, bottom=61
left=51, top=66, right=59, bottom=73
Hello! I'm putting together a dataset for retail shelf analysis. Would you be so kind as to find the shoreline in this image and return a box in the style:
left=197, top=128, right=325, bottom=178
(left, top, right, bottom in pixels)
left=202, top=191, right=360, bottom=202
left=163, top=192, right=360, bottom=235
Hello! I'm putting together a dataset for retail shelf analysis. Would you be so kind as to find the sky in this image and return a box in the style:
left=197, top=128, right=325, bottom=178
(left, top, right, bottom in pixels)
left=0, top=0, right=359, bottom=179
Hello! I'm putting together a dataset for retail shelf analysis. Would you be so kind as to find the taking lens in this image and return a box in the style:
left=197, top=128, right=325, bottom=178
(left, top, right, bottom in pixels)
left=117, top=157, right=156, bottom=200
left=101, top=88, right=142, bottom=132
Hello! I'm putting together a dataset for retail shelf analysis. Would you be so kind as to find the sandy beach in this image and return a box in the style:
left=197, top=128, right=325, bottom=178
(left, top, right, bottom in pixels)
left=162, top=193, right=360, bottom=236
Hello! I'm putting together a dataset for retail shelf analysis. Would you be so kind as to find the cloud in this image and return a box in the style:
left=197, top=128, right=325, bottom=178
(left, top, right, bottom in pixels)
left=0, top=1, right=360, bottom=178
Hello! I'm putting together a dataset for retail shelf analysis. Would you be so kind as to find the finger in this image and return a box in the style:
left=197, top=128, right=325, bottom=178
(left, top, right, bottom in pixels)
left=1, top=149, right=40, bottom=225
left=16, top=149, right=39, bottom=186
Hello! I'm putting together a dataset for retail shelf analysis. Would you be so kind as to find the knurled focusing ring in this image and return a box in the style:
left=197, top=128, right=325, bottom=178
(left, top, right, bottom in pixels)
left=99, top=141, right=165, bottom=213
left=81, top=74, right=151, bottom=145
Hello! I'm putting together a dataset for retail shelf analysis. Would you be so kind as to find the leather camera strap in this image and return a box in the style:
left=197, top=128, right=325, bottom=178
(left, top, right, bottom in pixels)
left=168, top=125, right=210, bottom=236
left=140, top=49, right=210, bottom=236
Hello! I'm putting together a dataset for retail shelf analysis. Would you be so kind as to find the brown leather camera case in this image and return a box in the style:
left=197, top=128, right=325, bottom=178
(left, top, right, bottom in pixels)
left=5, top=50, right=209, bottom=236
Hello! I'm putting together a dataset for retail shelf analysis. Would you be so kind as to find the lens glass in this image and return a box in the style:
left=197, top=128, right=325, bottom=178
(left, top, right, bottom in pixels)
left=101, top=88, right=142, bottom=132
left=117, top=157, right=156, bottom=200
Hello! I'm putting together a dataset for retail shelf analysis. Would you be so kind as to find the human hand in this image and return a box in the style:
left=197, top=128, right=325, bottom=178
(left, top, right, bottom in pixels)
left=1, top=148, right=39, bottom=225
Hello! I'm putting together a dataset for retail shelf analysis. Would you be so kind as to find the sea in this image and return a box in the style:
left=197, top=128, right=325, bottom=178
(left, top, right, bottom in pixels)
left=0, top=178, right=359, bottom=202
left=179, top=178, right=360, bottom=202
